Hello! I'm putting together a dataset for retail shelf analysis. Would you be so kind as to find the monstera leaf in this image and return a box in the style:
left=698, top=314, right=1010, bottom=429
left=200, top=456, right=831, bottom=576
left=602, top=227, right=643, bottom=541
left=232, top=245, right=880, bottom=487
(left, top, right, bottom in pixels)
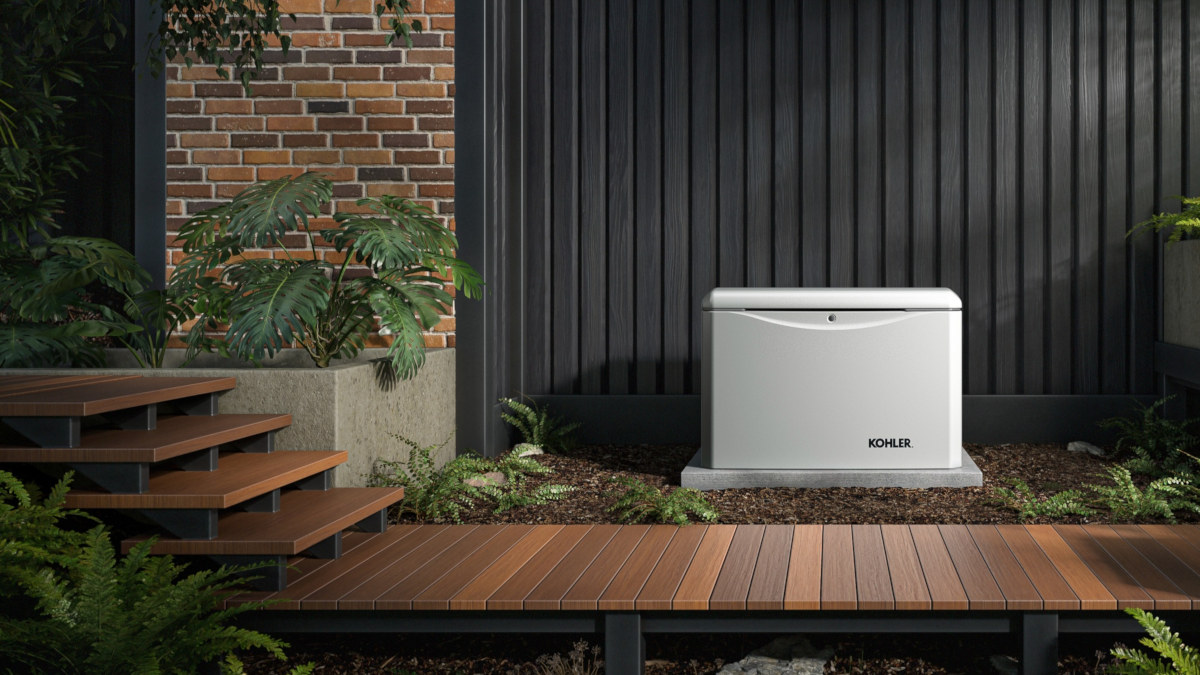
left=220, top=172, right=331, bottom=248
left=223, top=260, right=331, bottom=361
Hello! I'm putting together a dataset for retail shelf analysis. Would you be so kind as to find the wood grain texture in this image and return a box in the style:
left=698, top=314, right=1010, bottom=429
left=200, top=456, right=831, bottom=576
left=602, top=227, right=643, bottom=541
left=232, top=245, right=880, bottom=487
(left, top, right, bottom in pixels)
left=746, top=525, right=794, bottom=610
left=524, top=524, right=621, bottom=610
left=784, top=524, right=822, bottom=610
left=373, top=525, right=508, bottom=610
left=967, top=525, right=1042, bottom=610
left=321, top=525, right=466, bottom=610
left=0, top=377, right=235, bottom=416
left=598, top=525, right=676, bottom=610
left=1082, top=525, right=1190, bottom=610
left=996, top=525, right=1079, bottom=611
left=225, top=531, right=379, bottom=610
left=1023, top=525, right=1116, bottom=610
left=0, top=375, right=140, bottom=397
left=909, top=525, right=968, bottom=610
left=852, top=525, right=894, bottom=610
left=1053, top=525, right=1149, bottom=609
left=673, top=524, right=735, bottom=610
left=279, top=525, right=426, bottom=610
left=820, top=524, right=856, bottom=610
left=1132, top=525, right=1200, bottom=608
left=488, top=525, right=595, bottom=610
left=560, top=525, right=648, bottom=610
left=710, top=524, right=765, bottom=610
left=121, top=487, right=403, bottom=556
left=411, top=525, right=536, bottom=610
left=880, top=525, right=930, bottom=610
left=451, top=525, right=564, bottom=610
left=635, top=524, right=706, bottom=610
left=66, top=450, right=345, bottom=509
left=938, top=526, right=1004, bottom=610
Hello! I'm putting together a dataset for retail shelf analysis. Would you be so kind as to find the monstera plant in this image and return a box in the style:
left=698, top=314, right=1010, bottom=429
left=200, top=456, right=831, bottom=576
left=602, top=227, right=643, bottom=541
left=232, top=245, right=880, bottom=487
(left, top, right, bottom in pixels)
left=171, top=172, right=481, bottom=378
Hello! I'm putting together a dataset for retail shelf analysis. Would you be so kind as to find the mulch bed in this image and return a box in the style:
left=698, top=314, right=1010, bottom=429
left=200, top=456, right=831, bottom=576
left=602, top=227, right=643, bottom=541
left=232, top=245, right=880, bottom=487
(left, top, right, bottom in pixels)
left=249, top=443, right=1185, bottom=674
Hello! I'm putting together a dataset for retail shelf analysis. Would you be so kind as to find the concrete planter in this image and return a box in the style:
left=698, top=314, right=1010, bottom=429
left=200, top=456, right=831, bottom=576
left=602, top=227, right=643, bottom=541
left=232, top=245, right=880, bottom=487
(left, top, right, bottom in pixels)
left=0, top=348, right=455, bottom=487
left=1165, top=239, right=1200, bottom=350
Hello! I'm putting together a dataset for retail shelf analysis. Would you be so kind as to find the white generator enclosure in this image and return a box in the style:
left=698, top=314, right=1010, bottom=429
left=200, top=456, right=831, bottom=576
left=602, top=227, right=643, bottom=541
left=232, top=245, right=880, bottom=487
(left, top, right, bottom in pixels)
left=702, top=288, right=962, bottom=470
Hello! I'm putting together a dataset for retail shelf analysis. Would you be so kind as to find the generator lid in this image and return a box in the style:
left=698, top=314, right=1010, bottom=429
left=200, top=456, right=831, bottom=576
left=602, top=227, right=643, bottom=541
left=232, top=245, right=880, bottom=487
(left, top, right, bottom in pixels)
left=703, top=287, right=962, bottom=311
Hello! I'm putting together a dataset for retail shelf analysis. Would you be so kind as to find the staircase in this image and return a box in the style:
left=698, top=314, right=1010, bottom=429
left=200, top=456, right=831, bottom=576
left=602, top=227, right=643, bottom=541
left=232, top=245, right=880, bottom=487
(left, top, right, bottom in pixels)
left=0, top=374, right=404, bottom=590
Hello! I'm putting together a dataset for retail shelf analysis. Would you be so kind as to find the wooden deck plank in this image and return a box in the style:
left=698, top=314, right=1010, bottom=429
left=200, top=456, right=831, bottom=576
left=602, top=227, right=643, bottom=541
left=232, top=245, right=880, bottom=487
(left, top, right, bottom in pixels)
left=0, top=376, right=236, bottom=417
left=560, top=525, right=650, bottom=610
left=880, top=525, right=931, bottom=610
left=710, top=524, right=766, bottom=610
left=228, top=532, right=378, bottom=610
left=0, top=374, right=140, bottom=396
left=821, top=524, right=857, bottom=610
left=1082, top=525, right=1191, bottom=611
left=410, top=526, right=537, bottom=610
left=783, top=525, right=823, bottom=610
left=673, top=525, right=737, bottom=610
left=1164, top=524, right=1200, bottom=554
left=451, top=526, right=565, bottom=610
left=1052, top=525, right=1151, bottom=609
left=852, top=524, right=894, bottom=610
left=488, top=526, right=597, bottom=610
left=938, top=525, right=1004, bottom=610
left=1135, top=525, right=1200, bottom=608
left=967, top=525, right=1043, bottom=610
left=524, top=525, right=622, bottom=611
left=746, top=525, right=794, bottom=610
left=598, top=526, right=677, bottom=610
left=1023, top=525, right=1116, bottom=610
left=635, top=525, right=707, bottom=610
left=909, top=525, right=968, bottom=610
left=335, top=526, right=479, bottom=610
left=296, top=525, right=447, bottom=610
left=996, top=525, right=1079, bottom=610
left=374, top=525, right=509, bottom=610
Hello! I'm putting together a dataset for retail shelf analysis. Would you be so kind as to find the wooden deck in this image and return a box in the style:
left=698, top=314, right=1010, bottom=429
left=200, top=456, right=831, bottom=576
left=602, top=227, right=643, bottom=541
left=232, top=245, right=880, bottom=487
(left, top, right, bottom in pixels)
left=228, top=522, right=1200, bottom=612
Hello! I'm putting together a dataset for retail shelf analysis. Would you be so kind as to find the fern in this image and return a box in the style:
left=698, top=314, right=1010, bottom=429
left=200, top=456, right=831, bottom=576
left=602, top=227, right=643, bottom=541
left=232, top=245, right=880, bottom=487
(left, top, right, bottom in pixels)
left=499, top=397, right=581, bottom=453
left=1110, top=608, right=1200, bottom=675
left=368, top=435, right=573, bottom=523
left=1100, top=396, right=1199, bottom=477
left=1090, top=466, right=1200, bottom=523
left=992, top=477, right=1096, bottom=522
left=1129, top=195, right=1200, bottom=244
left=606, top=477, right=719, bottom=526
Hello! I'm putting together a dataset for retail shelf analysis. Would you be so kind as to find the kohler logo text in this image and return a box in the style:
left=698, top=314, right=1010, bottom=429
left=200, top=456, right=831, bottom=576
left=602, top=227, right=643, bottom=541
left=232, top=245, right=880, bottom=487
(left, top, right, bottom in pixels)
left=869, top=438, right=912, bottom=448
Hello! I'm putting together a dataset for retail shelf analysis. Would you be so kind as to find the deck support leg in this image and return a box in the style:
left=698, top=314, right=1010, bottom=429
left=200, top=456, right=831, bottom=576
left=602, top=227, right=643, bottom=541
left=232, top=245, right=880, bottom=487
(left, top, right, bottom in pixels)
left=1020, top=612, right=1058, bottom=675
left=604, top=612, right=644, bottom=675
left=4, top=416, right=81, bottom=448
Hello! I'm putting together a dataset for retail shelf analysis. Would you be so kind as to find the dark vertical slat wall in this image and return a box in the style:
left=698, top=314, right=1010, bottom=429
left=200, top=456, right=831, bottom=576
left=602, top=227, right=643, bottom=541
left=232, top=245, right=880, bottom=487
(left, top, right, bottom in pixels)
left=505, top=0, right=1196, bottom=398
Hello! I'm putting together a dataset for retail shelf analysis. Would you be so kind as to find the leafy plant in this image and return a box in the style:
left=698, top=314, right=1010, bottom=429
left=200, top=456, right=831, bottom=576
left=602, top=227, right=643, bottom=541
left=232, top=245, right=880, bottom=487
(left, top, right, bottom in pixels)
left=992, top=478, right=1095, bottom=522
left=0, top=470, right=307, bottom=674
left=1109, top=608, right=1200, bottom=674
left=500, top=397, right=582, bottom=454
left=526, top=640, right=603, bottom=675
left=368, top=435, right=573, bottom=523
left=606, top=477, right=719, bottom=526
left=172, top=172, right=482, bottom=376
left=1089, top=466, right=1200, bottom=523
left=1100, top=397, right=1199, bottom=477
left=1129, top=195, right=1200, bottom=244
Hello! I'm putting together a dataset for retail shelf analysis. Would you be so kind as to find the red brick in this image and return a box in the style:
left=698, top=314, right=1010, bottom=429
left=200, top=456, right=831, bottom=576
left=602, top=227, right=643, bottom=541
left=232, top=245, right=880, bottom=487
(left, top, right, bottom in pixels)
left=419, top=184, right=454, bottom=197
left=255, top=167, right=304, bottom=180
left=396, top=83, right=445, bottom=97
left=293, top=150, right=342, bottom=164
left=166, top=200, right=185, bottom=215
left=195, top=83, right=246, bottom=98
left=283, top=66, right=332, bottom=80
left=332, top=133, right=380, bottom=147
left=425, top=0, right=452, bottom=12
left=347, top=82, right=395, bottom=98
left=332, top=66, right=382, bottom=80
left=406, top=49, right=453, bottom=64
left=368, top=116, right=417, bottom=130
left=278, top=0, right=321, bottom=12
left=296, top=82, right=345, bottom=97
left=393, top=150, right=441, bottom=164
left=256, top=100, right=305, bottom=114
left=266, top=116, right=316, bottom=131
left=168, top=117, right=213, bottom=131
left=179, top=133, right=230, bottom=148
left=408, top=167, right=453, bottom=181
left=167, top=101, right=202, bottom=114
left=343, top=150, right=393, bottom=164
left=192, top=150, right=240, bottom=164
left=345, top=34, right=389, bottom=47
left=207, top=167, right=255, bottom=181
left=167, top=167, right=204, bottom=181
left=444, top=32, right=455, bottom=47
left=231, top=133, right=281, bottom=147
left=166, top=150, right=189, bottom=164
left=433, top=66, right=455, bottom=80
left=406, top=100, right=452, bottom=114
left=166, top=83, right=194, bottom=98
left=433, top=317, right=456, bottom=332
left=216, top=183, right=254, bottom=198
left=244, top=150, right=292, bottom=164
left=249, top=83, right=294, bottom=97
left=318, top=117, right=364, bottom=131
left=206, top=100, right=254, bottom=114
left=179, top=66, right=223, bottom=81
left=383, top=66, right=431, bottom=80
left=168, top=183, right=214, bottom=198
left=429, top=16, right=454, bottom=30
left=284, top=134, right=329, bottom=148
left=422, top=334, right=446, bottom=348
left=289, top=32, right=342, bottom=47
left=366, top=183, right=418, bottom=198
left=445, top=150, right=455, bottom=164
left=325, top=0, right=372, bottom=11
left=432, top=133, right=454, bottom=147
left=384, top=133, right=430, bottom=147
left=215, top=117, right=265, bottom=131
left=418, top=117, right=454, bottom=130
left=355, top=100, right=405, bottom=114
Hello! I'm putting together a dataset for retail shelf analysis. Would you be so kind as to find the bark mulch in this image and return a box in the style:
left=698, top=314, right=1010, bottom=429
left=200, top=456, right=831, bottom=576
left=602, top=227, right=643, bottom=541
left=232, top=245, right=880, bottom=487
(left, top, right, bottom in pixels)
left=248, top=443, right=1180, bottom=674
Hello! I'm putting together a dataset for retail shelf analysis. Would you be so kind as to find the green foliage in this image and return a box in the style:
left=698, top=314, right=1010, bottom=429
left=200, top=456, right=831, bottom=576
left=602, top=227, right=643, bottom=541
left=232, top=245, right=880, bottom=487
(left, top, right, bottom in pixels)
left=1129, top=195, right=1200, bottom=245
left=0, top=470, right=305, bottom=674
left=500, top=397, right=581, bottom=453
left=1089, top=466, right=1200, bottom=523
left=368, top=435, right=573, bottom=523
left=1109, top=608, right=1200, bottom=675
left=606, top=477, right=719, bottom=526
left=173, top=173, right=482, bottom=376
left=992, top=478, right=1096, bottom=522
left=1100, top=397, right=1199, bottom=477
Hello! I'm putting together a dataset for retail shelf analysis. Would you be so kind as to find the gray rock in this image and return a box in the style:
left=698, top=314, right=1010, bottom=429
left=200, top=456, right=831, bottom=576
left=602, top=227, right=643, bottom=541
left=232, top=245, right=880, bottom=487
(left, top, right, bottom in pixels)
left=514, top=443, right=544, bottom=457
left=1067, top=441, right=1107, bottom=457
left=716, top=636, right=831, bottom=675
left=464, top=471, right=507, bottom=487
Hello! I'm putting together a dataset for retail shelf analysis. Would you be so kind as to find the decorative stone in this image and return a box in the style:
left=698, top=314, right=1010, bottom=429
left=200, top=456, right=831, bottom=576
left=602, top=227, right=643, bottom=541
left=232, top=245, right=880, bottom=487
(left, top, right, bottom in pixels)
left=716, top=636, right=831, bottom=675
left=1067, top=441, right=1107, bottom=457
left=514, top=443, right=544, bottom=457
left=464, top=471, right=507, bottom=488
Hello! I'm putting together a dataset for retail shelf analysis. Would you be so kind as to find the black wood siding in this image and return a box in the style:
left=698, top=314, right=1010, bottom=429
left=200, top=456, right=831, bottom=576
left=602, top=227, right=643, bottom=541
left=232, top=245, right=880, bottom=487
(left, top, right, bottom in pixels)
left=491, top=0, right=1200, bottom=398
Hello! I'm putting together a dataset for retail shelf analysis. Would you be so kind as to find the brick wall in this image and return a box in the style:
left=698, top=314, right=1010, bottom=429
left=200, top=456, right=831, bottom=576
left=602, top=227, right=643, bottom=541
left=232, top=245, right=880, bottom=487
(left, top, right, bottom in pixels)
left=164, top=0, right=456, bottom=351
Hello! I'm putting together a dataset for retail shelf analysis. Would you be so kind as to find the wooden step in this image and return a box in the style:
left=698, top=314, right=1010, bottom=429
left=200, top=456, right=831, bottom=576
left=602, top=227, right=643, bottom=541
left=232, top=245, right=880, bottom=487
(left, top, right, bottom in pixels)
left=0, top=375, right=141, bottom=397
left=65, top=450, right=347, bottom=510
left=0, top=376, right=236, bottom=417
left=0, top=414, right=292, bottom=463
left=121, top=487, right=405, bottom=556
